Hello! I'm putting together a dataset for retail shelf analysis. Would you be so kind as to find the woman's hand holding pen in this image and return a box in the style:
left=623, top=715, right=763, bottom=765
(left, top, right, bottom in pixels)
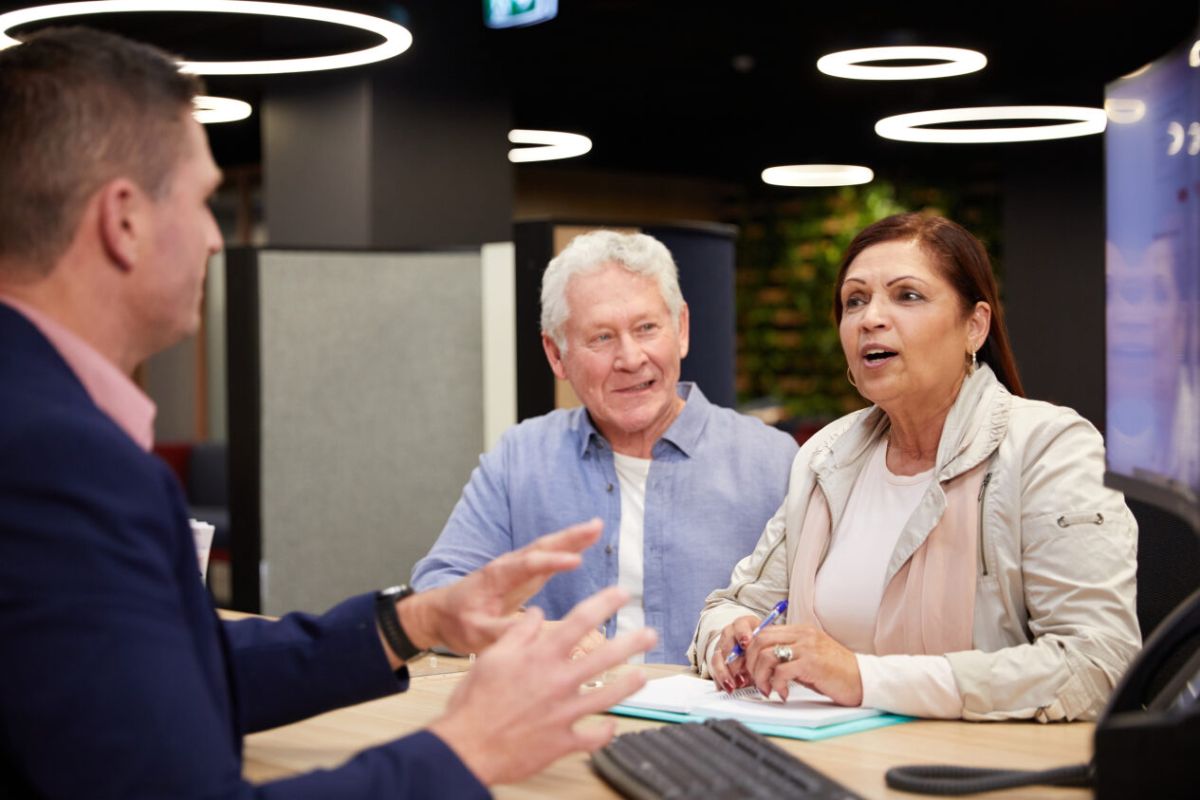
left=710, top=599, right=789, bottom=693
left=709, top=615, right=764, bottom=692
left=743, top=625, right=864, bottom=707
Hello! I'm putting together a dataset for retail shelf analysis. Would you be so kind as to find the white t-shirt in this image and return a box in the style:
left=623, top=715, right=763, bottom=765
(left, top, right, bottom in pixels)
left=612, top=451, right=651, bottom=664
left=814, top=437, right=963, bottom=718
left=814, top=437, right=931, bottom=651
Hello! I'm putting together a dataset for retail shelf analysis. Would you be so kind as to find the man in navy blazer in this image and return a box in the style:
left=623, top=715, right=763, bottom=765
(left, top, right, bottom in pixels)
left=0, top=28, right=654, bottom=798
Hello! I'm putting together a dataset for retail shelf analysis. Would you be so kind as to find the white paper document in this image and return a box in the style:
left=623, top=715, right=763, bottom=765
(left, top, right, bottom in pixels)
left=618, top=674, right=882, bottom=728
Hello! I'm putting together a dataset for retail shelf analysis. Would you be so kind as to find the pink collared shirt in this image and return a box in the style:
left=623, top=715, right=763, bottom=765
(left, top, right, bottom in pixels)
left=0, top=295, right=156, bottom=451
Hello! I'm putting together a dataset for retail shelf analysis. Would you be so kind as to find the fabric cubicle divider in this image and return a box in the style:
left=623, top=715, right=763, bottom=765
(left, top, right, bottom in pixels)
left=226, top=248, right=485, bottom=614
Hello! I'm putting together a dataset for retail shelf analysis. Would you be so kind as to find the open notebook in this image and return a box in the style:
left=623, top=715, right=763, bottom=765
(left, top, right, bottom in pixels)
left=610, top=674, right=910, bottom=741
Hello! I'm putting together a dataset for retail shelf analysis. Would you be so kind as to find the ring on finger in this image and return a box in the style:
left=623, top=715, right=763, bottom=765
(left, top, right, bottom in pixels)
left=773, top=644, right=794, bottom=663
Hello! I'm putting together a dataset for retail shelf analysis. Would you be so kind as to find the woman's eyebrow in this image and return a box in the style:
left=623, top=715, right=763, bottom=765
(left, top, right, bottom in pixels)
left=885, top=274, right=928, bottom=287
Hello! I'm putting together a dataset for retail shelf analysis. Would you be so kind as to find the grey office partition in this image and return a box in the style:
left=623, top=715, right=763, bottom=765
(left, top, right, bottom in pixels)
left=226, top=249, right=484, bottom=613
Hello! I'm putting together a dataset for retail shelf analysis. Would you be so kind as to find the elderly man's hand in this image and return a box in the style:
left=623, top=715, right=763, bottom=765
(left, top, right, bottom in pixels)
left=538, top=619, right=606, bottom=660
left=386, top=519, right=603, bottom=665
left=429, top=587, right=657, bottom=786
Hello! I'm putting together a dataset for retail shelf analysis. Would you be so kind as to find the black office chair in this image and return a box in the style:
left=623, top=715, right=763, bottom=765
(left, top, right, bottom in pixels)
left=1129, top=498, right=1200, bottom=639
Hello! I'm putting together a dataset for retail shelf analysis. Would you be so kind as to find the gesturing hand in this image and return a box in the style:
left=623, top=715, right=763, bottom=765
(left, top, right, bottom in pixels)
left=398, top=519, right=603, bottom=658
left=542, top=620, right=606, bottom=661
left=429, top=586, right=657, bottom=786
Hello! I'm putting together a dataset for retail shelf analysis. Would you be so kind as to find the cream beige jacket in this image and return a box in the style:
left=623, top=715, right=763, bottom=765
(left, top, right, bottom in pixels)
left=689, top=365, right=1141, bottom=721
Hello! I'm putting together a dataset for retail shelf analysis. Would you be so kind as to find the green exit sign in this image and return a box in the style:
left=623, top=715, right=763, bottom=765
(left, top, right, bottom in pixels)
left=484, top=0, right=558, bottom=29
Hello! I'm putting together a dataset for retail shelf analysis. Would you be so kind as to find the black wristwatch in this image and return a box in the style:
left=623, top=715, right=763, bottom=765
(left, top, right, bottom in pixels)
left=375, top=584, right=426, bottom=663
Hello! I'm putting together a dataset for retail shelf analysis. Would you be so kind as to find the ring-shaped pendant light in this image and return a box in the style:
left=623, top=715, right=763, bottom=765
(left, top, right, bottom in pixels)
left=1104, top=98, right=1146, bottom=125
left=193, top=95, right=251, bottom=124
left=761, top=164, right=874, bottom=187
left=817, top=46, right=986, bottom=80
left=875, top=106, right=1107, bottom=143
left=0, top=1, right=413, bottom=75
left=508, top=129, right=592, bottom=163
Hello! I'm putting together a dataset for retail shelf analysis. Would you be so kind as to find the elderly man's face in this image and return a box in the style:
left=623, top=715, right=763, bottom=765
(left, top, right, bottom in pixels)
left=543, top=261, right=689, bottom=456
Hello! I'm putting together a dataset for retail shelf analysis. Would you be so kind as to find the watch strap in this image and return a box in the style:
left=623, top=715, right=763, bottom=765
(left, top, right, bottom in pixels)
left=375, top=585, right=425, bottom=663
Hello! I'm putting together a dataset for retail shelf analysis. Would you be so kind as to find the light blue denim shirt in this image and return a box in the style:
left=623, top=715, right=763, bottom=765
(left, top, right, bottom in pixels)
left=411, top=383, right=798, bottom=663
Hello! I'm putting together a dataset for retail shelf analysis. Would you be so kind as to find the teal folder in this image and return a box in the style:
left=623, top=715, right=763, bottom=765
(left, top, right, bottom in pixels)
left=608, top=703, right=912, bottom=741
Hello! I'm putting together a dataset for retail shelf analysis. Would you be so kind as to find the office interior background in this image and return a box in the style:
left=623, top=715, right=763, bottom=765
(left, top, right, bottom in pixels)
left=4, top=1, right=1196, bottom=615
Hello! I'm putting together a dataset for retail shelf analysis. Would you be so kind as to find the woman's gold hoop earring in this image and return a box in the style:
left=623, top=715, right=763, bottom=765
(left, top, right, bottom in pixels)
left=846, top=367, right=858, bottom=388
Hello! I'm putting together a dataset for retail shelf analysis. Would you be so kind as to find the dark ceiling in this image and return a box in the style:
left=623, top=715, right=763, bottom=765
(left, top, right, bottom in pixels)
left=3, top=1, right=1198, bottom=186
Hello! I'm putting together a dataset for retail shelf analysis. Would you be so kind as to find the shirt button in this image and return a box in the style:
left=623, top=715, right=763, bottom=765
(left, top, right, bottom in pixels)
left=605, top=545, right=614, bottom=555
left=606, top=483, right=614, bottom=492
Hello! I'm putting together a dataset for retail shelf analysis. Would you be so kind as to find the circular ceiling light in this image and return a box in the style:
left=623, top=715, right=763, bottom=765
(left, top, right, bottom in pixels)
left=817, top=46, right=986, bottom=80
left=508, top=129, right=592, bottom=163
left=762, top=164, right=874, bottom=187
left=0, top=1, right=413, bottom=75
left=193, top=95, right=251, bottom=124
left=875, top=106, right=1107, bottom=143
left=1104, top=98, right=1146, bottom=125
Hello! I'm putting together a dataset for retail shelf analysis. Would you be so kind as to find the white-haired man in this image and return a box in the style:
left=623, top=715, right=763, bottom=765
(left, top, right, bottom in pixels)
left=413, top=230, right=798, bottom=663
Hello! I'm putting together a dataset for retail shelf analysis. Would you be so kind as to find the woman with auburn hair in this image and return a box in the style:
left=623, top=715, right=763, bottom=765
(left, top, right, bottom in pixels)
left=690, top=213, right=1140, bottom=721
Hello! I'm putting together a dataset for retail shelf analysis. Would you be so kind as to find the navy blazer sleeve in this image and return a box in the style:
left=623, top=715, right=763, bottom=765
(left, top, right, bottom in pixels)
left=224, top=594, right=403, bottom=734
left=0, top=393, right=485, bottom=797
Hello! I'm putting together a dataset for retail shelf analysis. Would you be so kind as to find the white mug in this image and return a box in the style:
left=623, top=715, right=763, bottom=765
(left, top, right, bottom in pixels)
left=189, top=519, right=215, bottom=582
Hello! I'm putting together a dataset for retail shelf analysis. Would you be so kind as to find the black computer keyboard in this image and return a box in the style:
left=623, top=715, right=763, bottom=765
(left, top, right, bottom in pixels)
left=590, top=718, right=863, bottom=800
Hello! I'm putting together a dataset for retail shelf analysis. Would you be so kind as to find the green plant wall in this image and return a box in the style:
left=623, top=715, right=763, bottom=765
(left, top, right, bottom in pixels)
left=734, top=181, right=1001, bottom=423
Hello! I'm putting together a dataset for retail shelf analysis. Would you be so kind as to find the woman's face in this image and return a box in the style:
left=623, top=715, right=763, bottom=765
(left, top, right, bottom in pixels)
left=839, top=240, right=990, bottom=418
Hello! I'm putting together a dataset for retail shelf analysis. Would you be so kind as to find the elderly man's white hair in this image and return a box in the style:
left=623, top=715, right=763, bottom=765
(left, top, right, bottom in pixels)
left=540, top=230, right=684, bottom=352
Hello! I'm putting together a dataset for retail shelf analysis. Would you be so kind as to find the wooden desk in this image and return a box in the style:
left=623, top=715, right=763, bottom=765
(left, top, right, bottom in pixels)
left=243, top=663, right=1093, bottom=798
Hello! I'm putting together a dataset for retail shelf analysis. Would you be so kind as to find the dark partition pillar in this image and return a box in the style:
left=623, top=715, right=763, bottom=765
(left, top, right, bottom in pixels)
left=514, top=222, right=557, bottom=421
left=1003, top=138, right=1105, bottom=428
left=646, top=225, right=736, bottom=410
left=224, top=248, right=262, bottom=613
left=262, top=3, right=513, bottom=249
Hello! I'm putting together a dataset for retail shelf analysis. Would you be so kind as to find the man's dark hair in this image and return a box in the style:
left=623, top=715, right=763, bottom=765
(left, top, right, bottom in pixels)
left=0, top=27, right=204, bottom=275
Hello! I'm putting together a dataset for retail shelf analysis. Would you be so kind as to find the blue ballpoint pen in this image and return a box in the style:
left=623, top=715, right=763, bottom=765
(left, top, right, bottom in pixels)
left=725, top=599, right=788, bottom=665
